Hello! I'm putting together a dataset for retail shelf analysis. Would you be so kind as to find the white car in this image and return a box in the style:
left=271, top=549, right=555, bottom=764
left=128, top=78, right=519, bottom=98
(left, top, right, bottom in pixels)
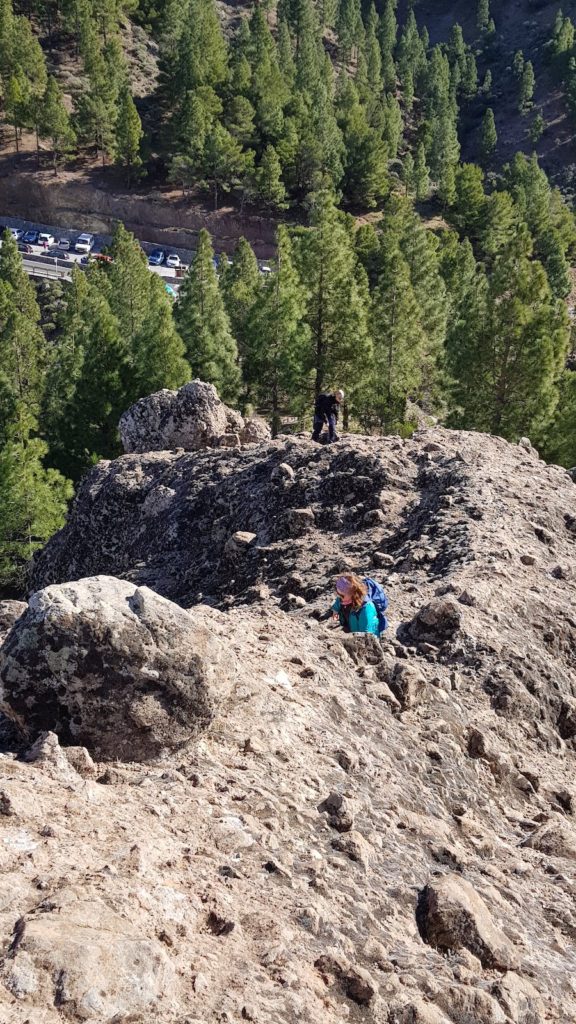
left=9, top=228, right=22, bottom=240
left=165, top=253, right=181, bottom=269
left=75, top=232, right=95, bottom=254
left=38, top=232, right=55, bottom=247
left=57, top=237, right=71, bottom=250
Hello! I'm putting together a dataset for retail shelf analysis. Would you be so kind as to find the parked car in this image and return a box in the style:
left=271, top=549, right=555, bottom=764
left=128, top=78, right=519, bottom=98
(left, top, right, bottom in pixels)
left=148, top=248, right=166, bottom=266
left=165, top=253, right=181, bottom=269
left=38, top=232, right=55, bottom=248
left=57, top=237, right=71, bottom=250
left=75, top=232, right=95, bottom=254
left=55, top=251, right=71, bottom=261
left=9, top=228, right=23, bottom=240
left=22, top=230, right=39, bottom=244
left=17, top=242, right=33, bottom=254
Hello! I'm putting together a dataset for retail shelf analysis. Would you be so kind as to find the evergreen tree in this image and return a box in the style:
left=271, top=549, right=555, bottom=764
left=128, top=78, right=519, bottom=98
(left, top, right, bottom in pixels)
left=0, top=402, right=72, bottom=592
left=293, top=191, right=371, bottom=402
left=477, top=0, right=490, bottom=31
left=115, top=84, right=143, bottom=184
left=0, top=230, right=41, bottom=323
left=529, top=112, right=545, bottom=143
left=366, top=241, right=426, bottom=433
left=448, top=249, right=569, bottom=439
left=43, top=268, right=129, bottom=479
left=174, top=229, right=241, bottom=402
left=129, top=274, right=191, bottom=399
left=221, top=236, right=262, bottom=371
left=379, top=0, right=397, bottom=91
left=256, top=144, right=288, bottom=209
left=39, top=76, right=76, bottom=172
left=413, top=142, right=430, bottom=200
left=244, top=226, right=310, bottom=434
left=201, top=122, right=251, bottom=209
left=453, top=163, right=486, bottom=234
left=519, top=60, right=535, bottom=113
left=542, top=370, right=576, bottom=468
left=481, top=107, right=497, bottom=158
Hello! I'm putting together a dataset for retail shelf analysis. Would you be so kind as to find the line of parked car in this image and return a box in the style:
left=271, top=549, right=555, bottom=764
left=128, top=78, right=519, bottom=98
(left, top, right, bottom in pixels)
left=2, top=224, right=272, bottom=275
left=1, top=226, right=96, bottom=257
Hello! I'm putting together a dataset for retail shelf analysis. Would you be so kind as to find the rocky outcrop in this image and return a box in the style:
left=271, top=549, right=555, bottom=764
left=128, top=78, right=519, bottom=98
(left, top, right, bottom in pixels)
left=2, top=423, right=576, bottom=1023
left=118, top=378, right=270, bottom=454
left=0, top=576, right=234, bottom=761
left=419, top=874, right=518, bottom=969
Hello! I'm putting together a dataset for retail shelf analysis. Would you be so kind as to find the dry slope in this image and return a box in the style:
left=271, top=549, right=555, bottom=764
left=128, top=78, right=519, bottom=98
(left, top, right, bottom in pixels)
left=0, top=426, right=575, bottom=1022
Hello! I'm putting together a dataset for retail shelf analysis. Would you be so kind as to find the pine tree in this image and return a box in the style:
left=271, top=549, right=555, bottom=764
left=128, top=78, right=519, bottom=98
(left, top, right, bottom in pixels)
left=256, top=144, right=288, bottom=209
left=379, top=0, right=397, bottom=92
left=43, top=268, right=129, bottom=479
left=201, top=122, right=250, bottom=209
left=519, top=60, right=535, bottom=113
left=366, top=241, right=426, bottom=433
left=129, top=274, right=191, bottom=399
left=115, top=84, right=143, bottom=185
left=0, top=230, right=41, bottom=323
left=481, top=107, right=497, bottom=158
left=221, top=236, right=262, bottom=371
left=293, top=191, right=371, bottom=402
left=0, top=402, right=73, bottom=591
left=39, top=76, right=76, bottom=172
left=413, top=142, right=430, bottom=200
left=541, top=370, right=576, bottom=468
left=477, top=0, right=490, bottom=31
left=244, top=226, right=310, bottom=434
left=403, top=151, right=414, bottom=196
left=453, top=163, right=486, bottom=234
left=447, top=249, right=569, bottom=439
left=174, top=229, right=241, bottom=402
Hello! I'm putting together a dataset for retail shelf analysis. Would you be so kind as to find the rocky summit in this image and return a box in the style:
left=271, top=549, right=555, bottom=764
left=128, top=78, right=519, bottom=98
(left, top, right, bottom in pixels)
left=0, top=422, right=576, bottom=1023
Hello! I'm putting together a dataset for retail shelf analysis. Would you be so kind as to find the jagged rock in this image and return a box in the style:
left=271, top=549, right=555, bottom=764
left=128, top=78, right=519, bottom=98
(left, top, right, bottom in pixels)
left=492, top=973, right=545, bottom=1024
left=407, top=597, right=462, bottom=643
left=521, top=820, right=576, bottom=859
left=391, top=662, right=427, bottom=710
left=0, top=576, right=234, bottom=761
left=437, top=984, right=507, bottom=1024
left=315, top=954, right=376, bottom=1006
left=420, top=873, right=518, bottom=969
left=0, top=600, right=27, bottom=646
left=239, top=416, right=271, bottom=445
left=118, top=379, right=270, bottom=454
left=389, top=999, right=453, bottom=1024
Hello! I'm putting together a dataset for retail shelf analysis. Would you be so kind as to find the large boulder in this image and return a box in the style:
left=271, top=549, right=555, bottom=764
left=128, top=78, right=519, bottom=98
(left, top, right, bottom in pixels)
left=419, top=873, right=518, bottom=969
left=0, top=576, right=234, bottom=761
left=118, top=379, right=270, bottom=454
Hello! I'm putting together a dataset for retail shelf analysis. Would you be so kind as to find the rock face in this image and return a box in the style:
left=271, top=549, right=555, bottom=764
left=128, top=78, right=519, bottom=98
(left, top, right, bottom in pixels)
left=0, top=576, right=234, bottom=761
left=118, top=378, right=270, bottom=454
left=3, top=424, right=576, bottom=1023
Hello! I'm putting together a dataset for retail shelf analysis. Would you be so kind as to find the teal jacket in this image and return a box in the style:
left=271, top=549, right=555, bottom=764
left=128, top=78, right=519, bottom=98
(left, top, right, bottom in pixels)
left=331, top=597, right=380, bottom=635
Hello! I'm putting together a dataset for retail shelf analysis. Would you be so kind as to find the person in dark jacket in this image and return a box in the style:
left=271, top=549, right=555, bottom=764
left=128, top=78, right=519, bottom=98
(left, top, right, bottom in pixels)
left=312, top=389, right=344, bottom=443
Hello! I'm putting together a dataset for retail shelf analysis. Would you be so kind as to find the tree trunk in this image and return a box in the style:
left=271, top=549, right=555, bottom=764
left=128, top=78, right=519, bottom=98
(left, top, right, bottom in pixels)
left=14, top=123, right=19, bottom=154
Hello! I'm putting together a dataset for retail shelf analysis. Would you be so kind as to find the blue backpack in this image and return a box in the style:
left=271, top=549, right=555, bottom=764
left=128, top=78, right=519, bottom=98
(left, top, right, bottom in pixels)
left=363, top=577, right=389, bottom=635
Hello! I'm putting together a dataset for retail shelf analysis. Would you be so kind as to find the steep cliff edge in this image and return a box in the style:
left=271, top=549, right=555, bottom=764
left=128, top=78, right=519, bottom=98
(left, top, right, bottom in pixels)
left=0, top=424, right=575, bottom=1023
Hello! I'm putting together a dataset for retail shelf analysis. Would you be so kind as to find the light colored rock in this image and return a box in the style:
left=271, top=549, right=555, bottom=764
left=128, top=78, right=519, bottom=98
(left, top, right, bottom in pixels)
left=118, top=379, right=269, bottom=454
left=522, top=821, right=576, bottom=860
left=0, top=576, right=234, bottom=761
left=0, top=600, right=27, bottom=647
left=492, top=972, right=545, bottom=1024
left=421, top=873, right=518, bottom=969
left=1, top=888, right=177, bottom=1019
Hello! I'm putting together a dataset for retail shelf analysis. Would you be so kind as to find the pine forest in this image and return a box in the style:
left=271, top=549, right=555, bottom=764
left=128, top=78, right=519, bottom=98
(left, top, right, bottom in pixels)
left=1, top=0, right=576, bottom=591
